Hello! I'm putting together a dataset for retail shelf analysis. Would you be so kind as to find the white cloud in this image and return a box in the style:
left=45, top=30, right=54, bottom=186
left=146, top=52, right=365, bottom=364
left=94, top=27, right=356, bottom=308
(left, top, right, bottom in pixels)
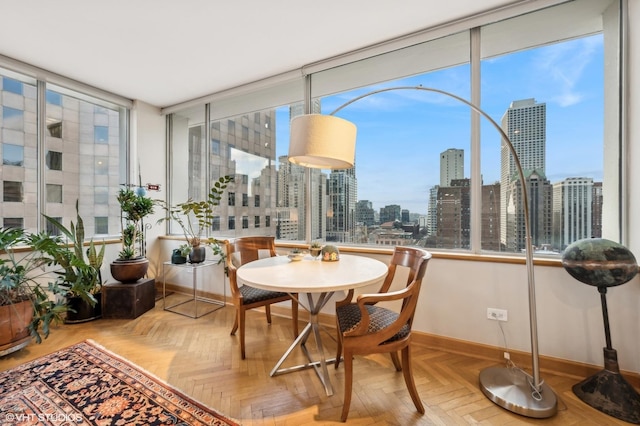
left=535, top=36, right=602, bottom=107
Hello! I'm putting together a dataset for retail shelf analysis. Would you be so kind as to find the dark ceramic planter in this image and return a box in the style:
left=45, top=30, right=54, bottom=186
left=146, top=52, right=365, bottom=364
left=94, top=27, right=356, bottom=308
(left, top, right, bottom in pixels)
left=110, top=258, right=149, bottom=283
left=189, top=246, right=206, bottom=263
left=171, top=249, right=187, bottom=264
left=64, top=293, right=102, bottom=324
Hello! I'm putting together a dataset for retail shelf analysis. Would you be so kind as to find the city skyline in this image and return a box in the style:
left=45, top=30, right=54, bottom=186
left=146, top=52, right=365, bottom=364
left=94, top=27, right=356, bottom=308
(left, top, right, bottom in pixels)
left=275, top=34, right=603, bottom=215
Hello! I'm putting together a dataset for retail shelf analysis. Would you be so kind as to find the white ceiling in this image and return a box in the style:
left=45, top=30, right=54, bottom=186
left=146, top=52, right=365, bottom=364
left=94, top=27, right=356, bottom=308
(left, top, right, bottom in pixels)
left=0, top=0, right=517, bottom=108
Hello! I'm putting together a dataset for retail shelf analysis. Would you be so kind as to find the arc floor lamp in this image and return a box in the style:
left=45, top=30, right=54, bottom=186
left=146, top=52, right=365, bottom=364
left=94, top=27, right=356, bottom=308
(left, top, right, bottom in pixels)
left=288, top=85, right=558, bottom=418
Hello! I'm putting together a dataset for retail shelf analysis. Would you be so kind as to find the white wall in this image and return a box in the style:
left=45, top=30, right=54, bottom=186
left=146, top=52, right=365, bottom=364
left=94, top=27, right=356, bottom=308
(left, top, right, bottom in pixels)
left=135, top=3, right=640, bottom=374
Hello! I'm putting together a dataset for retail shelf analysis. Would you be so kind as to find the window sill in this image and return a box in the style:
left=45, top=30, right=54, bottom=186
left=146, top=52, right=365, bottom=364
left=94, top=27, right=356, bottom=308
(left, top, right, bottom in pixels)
left=276, top=242, right=563, bottom=267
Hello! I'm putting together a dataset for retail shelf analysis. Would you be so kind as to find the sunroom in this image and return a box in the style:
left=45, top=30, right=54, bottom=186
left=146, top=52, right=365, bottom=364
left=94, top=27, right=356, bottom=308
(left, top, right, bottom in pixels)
left=1, top=0, right=639, bottom=423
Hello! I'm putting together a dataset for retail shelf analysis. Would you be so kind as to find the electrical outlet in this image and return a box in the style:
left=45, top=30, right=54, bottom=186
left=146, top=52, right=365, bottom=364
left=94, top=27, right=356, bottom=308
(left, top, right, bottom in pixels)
left=487, top=308, right=508, bottom=321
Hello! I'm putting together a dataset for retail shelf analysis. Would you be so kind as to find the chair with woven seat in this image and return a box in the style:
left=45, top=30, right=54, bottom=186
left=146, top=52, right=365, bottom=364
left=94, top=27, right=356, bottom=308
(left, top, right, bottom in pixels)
left=334, top=246, right=431, bottom=422
left=225, top=236, right=299, bottom=359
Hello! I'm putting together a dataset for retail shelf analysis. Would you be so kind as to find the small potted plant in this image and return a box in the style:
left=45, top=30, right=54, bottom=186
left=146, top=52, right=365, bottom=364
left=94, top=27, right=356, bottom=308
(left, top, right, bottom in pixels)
left=287, top=247, right=305, bottom=261
left=309, top=241, right=323, bottom=261
left=156, top=176, right=233, bottom=264
left=171, top=244, right=191, bottom=264
left=110, top=186, right=154, bottom=282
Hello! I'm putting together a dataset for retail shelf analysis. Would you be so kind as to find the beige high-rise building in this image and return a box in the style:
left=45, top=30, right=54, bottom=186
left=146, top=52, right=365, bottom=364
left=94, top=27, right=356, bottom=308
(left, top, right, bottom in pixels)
left=552, top=177, right=593, bottom=251
left=500, top=99, right=546, bottom=251
left=440, top=148, right=464, bottom=187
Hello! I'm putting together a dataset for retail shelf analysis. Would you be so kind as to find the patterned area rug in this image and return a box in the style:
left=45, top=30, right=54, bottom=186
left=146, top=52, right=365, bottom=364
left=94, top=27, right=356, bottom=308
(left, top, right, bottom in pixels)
left=0, top=340, right=239, bottom=425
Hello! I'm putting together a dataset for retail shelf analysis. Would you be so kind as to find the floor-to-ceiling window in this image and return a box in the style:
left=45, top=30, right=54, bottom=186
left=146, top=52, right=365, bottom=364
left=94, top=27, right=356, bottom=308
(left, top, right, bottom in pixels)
left=165, top=0, right=622, bottom=255
left=478, top=0, right=616, bottom=254
left=0, top=66, right=129, bottom=237
left=165, top=79, right=303, bottom=241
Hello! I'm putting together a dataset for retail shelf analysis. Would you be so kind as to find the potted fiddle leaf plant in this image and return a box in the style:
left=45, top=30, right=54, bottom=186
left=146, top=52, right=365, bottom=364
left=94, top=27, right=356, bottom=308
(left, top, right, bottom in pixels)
left=44, top=200, right=106, bottom=324
left=155, top=175, right=233, bottom=264
left=0, top=227, right=71, bottom=354
left=110, top=186, right=155, bottom=282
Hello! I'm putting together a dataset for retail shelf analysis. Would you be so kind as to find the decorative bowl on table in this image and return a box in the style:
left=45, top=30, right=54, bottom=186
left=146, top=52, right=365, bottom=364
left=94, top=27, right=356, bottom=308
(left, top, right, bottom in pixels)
left=287, top=250, right=306, bottom=261
left=321, top=245, right=340, bottom=262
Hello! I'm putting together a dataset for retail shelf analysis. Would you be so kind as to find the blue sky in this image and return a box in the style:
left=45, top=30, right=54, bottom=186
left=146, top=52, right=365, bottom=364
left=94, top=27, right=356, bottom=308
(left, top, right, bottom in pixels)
left=276, top=34, right=604, bottom=215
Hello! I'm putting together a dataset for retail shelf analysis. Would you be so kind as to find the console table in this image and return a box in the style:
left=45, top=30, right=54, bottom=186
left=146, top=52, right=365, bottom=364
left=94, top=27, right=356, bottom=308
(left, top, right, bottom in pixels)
left=162, top=260, right=225, bottom=318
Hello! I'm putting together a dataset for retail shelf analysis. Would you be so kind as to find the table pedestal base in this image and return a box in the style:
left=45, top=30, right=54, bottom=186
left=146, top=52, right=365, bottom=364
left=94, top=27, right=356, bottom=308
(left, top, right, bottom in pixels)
left=270, top=292, right=338, bottom=396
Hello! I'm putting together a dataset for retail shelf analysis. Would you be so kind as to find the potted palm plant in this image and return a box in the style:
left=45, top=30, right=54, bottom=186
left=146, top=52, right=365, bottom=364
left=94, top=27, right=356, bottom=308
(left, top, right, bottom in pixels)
left=44, top=201, right=105, bottom=324
left=110, top=186, right=154, bottom=282
left=155, top=176, right=233, bottom=263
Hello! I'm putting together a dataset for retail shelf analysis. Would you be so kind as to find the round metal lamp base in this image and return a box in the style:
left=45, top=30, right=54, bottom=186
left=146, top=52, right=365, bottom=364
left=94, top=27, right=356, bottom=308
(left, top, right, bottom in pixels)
left=479, top=366, right=558, bottom=418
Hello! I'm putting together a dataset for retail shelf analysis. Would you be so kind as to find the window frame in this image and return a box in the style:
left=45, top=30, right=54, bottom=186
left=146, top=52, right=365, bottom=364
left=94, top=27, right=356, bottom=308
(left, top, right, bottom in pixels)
left=0, top=61, right=132, bottom=236
left=162, top=0, right=624, bottom=256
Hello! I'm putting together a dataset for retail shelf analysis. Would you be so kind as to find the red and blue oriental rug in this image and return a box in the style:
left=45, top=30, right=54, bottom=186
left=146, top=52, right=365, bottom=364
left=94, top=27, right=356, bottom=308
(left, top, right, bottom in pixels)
left=0, top=339, right=239, bottom=425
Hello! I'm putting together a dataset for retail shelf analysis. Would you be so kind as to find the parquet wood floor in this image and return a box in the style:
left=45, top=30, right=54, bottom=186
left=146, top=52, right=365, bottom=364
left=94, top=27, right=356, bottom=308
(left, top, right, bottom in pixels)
left=0, top=300, right=635, bottom=425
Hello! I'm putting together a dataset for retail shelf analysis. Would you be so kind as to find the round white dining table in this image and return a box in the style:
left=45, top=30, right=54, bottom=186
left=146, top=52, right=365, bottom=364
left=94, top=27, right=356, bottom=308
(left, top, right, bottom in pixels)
left=236, top=253, right=388, bottom=396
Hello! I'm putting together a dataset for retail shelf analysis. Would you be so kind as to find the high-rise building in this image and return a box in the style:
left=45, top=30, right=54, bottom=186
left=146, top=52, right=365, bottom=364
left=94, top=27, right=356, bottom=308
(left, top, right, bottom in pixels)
left=552, top=177, right=593, bottom=250
left=0, top=76, right=124, bottom=235
left=379, top=204, right=401, bottom=224
left=426, top=185, right=439, bottom=237
left=481, top=182, right=501, bottom=251
left=500, top=98, right=546, bottom=250
left=505, top=170, right=552, bottom=251
left=440, top=148, right=464, bottom=186
left=435, top=179, right=470, bottom=249
left=327, top=168, right=357, bottom=243
left=209, top=112, right=277, bottom=237
left=356, top=200, right=375, bottom=226
left=276, top=156, right=304, bottom=240
left=592, top=181, right=603, bottom=239
left=276, top=155, right=327, bottom=240
left=289, top=99, right=321, bottom=118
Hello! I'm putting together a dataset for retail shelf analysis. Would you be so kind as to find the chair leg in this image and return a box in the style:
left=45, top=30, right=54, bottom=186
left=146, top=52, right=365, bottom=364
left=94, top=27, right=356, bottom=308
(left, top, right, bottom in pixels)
left=341, top=349, right=354, bottom=422
left=335, top=329, right=343, bottom=369
left=238, top=309, right=247, bottom=360
left=291, top=299, right=299, bottom=337
left=230, top=308, right=239, bottom=336
left=265, top=304, right=272, bottom=324
left=401, top=346, right=424, bottom=414
left=390, top=351, right=402, bottom=371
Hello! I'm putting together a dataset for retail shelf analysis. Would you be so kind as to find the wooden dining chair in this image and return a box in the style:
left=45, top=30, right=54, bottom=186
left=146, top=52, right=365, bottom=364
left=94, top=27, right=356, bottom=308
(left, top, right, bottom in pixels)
left=334, top=246, right=431, bottom=422
left=225, top=236, right=299, bottom=359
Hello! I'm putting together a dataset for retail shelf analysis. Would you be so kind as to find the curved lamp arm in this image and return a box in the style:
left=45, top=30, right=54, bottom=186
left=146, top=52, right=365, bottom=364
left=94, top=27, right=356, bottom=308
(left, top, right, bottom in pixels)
left=293, top=85, right=542, bottom=393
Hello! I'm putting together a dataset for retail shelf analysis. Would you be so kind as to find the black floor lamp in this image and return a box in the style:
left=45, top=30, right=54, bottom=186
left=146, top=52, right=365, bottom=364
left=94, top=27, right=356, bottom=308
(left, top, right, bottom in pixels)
left=288, top=85, right=557, bottom=418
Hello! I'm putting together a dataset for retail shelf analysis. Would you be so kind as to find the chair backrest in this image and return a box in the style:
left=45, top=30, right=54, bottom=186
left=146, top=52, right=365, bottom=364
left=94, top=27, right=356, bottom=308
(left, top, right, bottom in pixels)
left=377, top=246, right=431, bottom=296
left=225, top=236, right=277, bottom=297
left=226, top=236, right=277, bottom=268
left=393, top=247, right=431, bottom=329
left=349, top=246, right=431, bottom=345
